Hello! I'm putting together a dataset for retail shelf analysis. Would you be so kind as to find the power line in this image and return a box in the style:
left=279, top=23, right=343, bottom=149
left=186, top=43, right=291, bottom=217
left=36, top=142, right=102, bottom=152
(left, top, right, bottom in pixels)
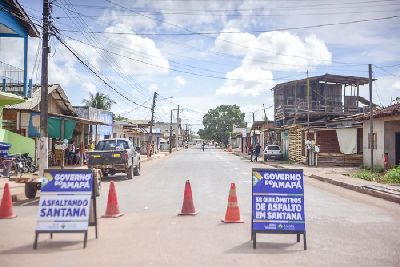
left=57, top=15, right=398, bottom=36
left=57, top=31, right=304, bottom=82
left=55, top=0, right=152, bottom=103
left=68, top=0, right=400, bottom=12
left=68, top=1, right=395, bottom=66
left=52, top=31, right=151, bottom=110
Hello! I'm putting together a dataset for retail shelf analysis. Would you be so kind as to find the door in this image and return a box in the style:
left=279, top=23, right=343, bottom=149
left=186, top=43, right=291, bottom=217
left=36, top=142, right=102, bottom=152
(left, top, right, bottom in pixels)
left=396, top=132, right=400, bottom=166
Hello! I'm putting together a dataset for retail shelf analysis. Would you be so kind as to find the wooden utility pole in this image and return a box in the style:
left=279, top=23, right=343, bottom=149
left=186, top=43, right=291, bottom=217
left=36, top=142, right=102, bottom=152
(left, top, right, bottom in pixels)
left=307, top=70, right=310, bottom=131
left=369, top=64, right=374, bottom=172
left=39, top=0, right=50, bottom=175
left=263, top=104, right=268, bottom=121
left=169, top=109, right=173, bottom=153
left=176, top=105, right=180, bottom=149
left=147, top=92, right=157, bottom=157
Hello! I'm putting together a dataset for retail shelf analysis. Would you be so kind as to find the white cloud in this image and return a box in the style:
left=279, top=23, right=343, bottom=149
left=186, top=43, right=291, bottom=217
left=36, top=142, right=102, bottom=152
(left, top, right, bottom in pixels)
left=93, top=11, right=169, bottom=77
left=82, top=83, right=97, bottom=94
left=148, top=83, right=158, bottom=92
left=216, top=65, right=274, bottom=97
left=215, top=30, right=332, bottom=96
left=175, top=76, right=186, bottom=86
left=393, top=81, right=400, bottom=90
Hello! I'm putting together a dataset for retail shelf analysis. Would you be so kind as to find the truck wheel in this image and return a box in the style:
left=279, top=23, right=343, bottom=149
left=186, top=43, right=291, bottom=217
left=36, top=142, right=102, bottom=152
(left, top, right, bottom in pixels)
left=25, top=183, right=37, bottom=199
left=134, top=163, right=140, bottom=176
left=127, top=166, right=134, bottom=179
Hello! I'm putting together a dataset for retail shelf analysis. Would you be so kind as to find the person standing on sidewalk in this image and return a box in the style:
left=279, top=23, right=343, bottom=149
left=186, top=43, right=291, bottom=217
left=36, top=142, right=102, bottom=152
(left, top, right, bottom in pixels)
left=254, top=143, right=261, bottom=162
left=248, top=143, right=253, bottom=162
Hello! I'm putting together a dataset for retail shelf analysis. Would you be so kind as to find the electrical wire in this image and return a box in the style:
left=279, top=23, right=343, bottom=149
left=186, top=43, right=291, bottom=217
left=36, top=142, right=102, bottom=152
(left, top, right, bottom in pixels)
left=56, top=16, right=399, bottom=36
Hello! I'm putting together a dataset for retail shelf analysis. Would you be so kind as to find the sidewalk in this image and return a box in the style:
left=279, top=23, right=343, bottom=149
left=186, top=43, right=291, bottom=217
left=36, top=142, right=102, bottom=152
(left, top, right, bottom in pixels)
left=140, top=151, right=172, bottom=162
left=0, top=151, right=174, bottom=202
left=232, top=150, right=400, bottom=204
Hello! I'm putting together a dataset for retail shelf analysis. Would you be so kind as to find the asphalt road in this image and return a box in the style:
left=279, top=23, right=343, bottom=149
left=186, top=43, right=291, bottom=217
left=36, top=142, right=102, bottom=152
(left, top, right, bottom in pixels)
left=1, top=147, right=400, bottom=266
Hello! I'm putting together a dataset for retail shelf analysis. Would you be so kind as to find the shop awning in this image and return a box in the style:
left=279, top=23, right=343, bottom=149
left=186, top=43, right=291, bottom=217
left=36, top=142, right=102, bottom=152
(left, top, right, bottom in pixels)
left=0, top=92, right=25, bottom=106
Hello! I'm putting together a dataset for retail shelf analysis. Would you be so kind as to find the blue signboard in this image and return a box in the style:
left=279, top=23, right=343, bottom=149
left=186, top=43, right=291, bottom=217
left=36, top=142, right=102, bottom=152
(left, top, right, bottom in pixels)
left=41, top=169, right=93, bottom=193
left=252, top=168, right=305, bottom=232
left=36, top=169, right=93, bottom=231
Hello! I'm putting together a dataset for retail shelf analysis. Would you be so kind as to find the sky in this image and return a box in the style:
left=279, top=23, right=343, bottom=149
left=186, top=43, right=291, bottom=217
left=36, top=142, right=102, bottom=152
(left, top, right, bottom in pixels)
left=1, top=0, right=399, bottom=130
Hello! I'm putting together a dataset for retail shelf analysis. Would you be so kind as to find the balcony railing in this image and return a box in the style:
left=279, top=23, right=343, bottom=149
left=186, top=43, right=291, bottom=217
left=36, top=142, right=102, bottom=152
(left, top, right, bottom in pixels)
left=0, top=60, right=30, bottom=97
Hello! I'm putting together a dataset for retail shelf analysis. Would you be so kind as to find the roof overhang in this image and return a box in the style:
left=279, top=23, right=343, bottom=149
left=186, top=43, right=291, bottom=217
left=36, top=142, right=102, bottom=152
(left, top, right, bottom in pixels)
left=0, top=91, right=25, bottom=106
left=272, top=73, right=372, bottom=91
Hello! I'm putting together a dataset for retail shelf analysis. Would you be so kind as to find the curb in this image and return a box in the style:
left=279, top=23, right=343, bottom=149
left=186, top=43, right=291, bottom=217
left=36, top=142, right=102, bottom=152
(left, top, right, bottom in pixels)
left=309, top=174, right=400, bottom=205
left=232, top=152, right=400, bottom=205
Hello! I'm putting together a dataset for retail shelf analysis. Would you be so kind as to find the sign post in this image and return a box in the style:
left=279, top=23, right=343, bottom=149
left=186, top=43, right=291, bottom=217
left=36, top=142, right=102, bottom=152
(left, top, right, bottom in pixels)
left=251, top=168, right=307, bottom=250
left=33, top=169, right=98, bottom=249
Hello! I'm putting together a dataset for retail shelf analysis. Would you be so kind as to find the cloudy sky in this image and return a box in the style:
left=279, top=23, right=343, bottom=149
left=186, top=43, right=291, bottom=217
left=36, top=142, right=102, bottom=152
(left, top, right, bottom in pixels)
left=1, top=0, right=399, bottom=129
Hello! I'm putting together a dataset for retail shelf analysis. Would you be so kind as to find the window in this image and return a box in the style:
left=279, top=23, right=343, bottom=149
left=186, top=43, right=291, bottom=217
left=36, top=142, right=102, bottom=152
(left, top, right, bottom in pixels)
left=96, top=140, right=116, bottom=150
left=117, top=140, right=130, bottom=149
left=368, top=133, right=377, bottom=149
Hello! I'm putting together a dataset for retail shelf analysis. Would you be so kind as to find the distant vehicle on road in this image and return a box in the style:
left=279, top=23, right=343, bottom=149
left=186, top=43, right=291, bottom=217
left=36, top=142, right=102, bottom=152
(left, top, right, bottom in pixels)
left=87, top=138, right=140, bottom=179
left=264, top=145, right=282, bottom=161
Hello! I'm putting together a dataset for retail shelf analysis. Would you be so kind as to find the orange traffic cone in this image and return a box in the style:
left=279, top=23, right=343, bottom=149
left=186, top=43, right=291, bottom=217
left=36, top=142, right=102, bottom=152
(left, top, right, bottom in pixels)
left=102, top=181, right=124, bottom=218
left=0, top=183, right=16, bottom=219
left=178, top=180, right=198, bottom=215
left=222, top=183, right=243, bottom=223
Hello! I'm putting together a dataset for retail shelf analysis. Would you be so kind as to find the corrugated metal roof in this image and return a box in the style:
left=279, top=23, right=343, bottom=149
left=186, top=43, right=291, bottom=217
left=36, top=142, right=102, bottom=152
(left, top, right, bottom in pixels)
left=5, top=84, right=76, bottom=115
left=357, top=103, right=400, bottom=121
left=3, top=0, right=40, bottom=37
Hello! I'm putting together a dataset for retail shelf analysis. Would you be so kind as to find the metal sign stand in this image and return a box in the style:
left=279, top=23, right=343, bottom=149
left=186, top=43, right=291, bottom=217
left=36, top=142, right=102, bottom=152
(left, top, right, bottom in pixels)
left=252, top=230, right=307, bottom=250
left=33, top=169, right=98, bottom=249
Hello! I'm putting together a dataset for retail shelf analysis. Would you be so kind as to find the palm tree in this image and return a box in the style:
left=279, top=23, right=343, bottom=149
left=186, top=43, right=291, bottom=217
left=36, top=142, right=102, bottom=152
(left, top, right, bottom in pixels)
left=82, top=92, right=116, bottom=111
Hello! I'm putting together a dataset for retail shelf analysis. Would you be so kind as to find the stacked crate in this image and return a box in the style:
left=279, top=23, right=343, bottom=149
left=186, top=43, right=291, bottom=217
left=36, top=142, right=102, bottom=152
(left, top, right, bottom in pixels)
left=288, top=125, right=303, bottom=162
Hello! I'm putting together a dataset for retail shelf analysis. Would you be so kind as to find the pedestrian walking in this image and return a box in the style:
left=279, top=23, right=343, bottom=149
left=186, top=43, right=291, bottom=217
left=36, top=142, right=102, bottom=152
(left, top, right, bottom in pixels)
left=254, top=143, right=261, bottom=162
left=248, top=143, right=253, bottom=162
left=202, top=142, right=206, bottom=151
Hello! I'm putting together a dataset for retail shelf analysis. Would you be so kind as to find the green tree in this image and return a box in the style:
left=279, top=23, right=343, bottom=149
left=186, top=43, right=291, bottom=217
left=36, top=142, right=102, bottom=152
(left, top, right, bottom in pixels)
left=82, top=92, right=116, bottom=111
left=199, top=105, right=246, bottom=147
left=114, top=114, right=128, bottom=122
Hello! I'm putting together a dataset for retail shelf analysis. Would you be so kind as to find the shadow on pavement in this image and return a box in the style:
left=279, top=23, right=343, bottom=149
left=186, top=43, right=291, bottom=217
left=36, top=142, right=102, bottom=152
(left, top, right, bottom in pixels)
left=101, top=174, right=128, bottom=182
left=0, top=238, right=92, bottom=254
left=225, top=240, right=302, bottom=254
left=14, top=197, right=40, bottom=206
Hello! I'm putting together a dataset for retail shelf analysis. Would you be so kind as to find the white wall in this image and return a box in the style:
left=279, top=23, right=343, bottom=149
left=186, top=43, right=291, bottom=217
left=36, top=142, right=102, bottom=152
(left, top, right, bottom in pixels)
left=384, top=120, right=400, bottom=166
left=363, top=119, right=384, bottom=168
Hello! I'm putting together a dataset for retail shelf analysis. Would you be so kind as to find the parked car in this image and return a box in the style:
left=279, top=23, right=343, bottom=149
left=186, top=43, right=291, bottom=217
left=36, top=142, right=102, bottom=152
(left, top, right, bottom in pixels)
left=264, top=145, right=283, bottom=161
left=87, top=138, right=140, bottom=179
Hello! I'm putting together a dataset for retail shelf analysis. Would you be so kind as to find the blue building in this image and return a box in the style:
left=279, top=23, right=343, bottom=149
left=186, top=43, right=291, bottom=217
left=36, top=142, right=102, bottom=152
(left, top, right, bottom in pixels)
left=1, top=0, right=39, bottom=97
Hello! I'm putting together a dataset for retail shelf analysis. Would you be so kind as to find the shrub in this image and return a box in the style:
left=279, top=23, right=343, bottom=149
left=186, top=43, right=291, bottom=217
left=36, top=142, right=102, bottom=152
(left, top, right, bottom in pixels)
left=383, top=166, right=400, bottom=184
left=353, top=169, right=381, bottom=182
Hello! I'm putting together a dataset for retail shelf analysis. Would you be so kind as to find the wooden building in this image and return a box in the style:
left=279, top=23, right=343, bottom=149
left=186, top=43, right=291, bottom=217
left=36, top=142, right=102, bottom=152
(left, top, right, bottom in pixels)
left=273, top=74, right=372, bottom=127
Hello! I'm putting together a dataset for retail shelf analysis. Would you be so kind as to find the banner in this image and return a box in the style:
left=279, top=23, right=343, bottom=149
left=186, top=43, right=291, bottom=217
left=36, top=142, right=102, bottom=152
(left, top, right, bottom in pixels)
left=252, top=168, right=305, bottom=232
left=36, top=169, right=93, bottom=231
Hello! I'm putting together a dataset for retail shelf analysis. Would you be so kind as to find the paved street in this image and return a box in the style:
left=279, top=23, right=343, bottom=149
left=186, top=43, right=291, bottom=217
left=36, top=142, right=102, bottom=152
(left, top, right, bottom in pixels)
left=1, top=147, right=400, bottom=266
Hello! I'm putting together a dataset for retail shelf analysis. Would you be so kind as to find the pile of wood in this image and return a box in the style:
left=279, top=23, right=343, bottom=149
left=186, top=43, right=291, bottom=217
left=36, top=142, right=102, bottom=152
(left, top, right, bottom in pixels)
left=317, top=153, right=362, bottom=166
left=288, top=125, right=304, bottom=162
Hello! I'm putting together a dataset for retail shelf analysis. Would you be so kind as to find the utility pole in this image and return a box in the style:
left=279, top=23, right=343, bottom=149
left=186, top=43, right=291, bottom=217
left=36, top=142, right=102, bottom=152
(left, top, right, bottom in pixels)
left=169, top=109, right=173, bottom=153
left=263, top=104, right=268, bottom=121
left=39, top=0, right=50, bottom=176
left=369, top=64, right=374, bottom=172
left=176, top=105, right=180, bottom=149
left=307, top=70, right=310, bottom=131
left=148, top=92, right=157, bottom=157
